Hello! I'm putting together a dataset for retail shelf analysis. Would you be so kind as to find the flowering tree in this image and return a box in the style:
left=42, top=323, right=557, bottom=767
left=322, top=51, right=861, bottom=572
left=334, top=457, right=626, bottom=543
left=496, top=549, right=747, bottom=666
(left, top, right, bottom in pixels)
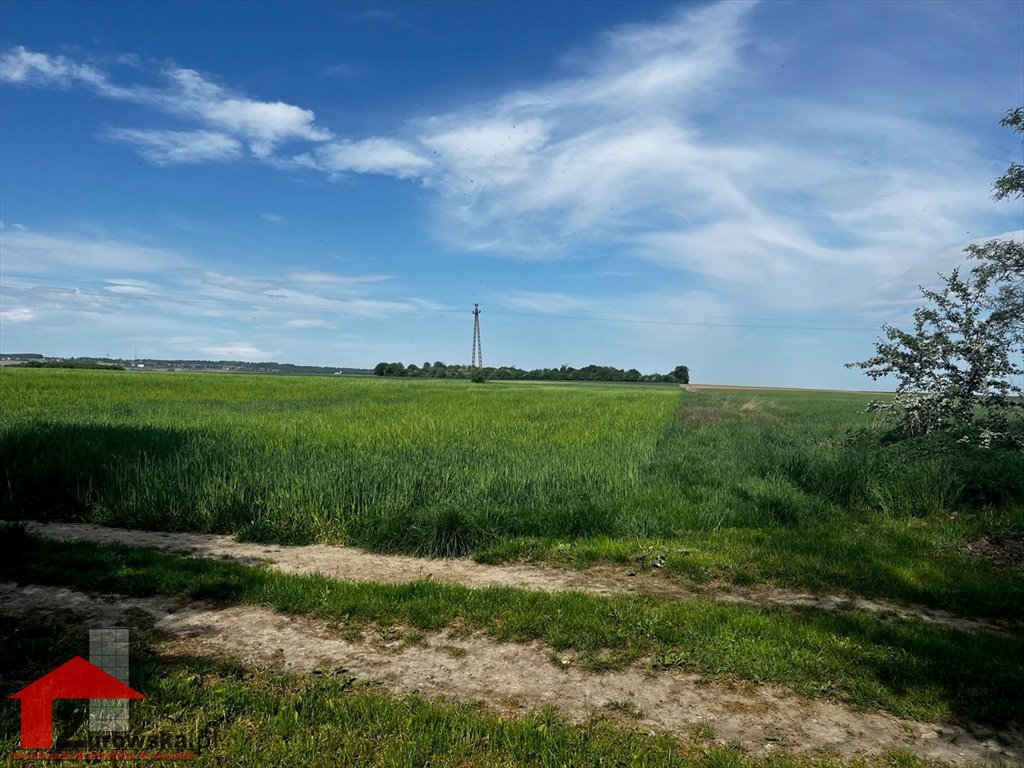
left=848, top=108, right=1024, bottom=445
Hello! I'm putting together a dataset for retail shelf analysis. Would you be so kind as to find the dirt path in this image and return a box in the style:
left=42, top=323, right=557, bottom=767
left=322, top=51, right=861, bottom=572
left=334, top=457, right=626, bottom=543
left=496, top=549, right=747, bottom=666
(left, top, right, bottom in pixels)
left=0, top=582, right=1017, bottom=765
left=24, top=521, right=1005, bottom=634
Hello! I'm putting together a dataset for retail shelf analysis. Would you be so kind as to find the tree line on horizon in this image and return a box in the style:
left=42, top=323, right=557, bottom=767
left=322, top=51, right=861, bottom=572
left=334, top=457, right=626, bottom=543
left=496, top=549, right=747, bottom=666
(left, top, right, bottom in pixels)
left=373, top=361, right=690, bottom=384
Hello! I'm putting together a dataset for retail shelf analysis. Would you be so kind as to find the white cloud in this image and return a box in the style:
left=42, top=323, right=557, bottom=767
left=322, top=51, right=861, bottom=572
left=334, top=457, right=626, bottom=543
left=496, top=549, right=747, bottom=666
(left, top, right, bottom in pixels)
left=2, top=47, right=332, bottom=161
left=419, top=118, right=548, bottom=192
left=200, top=343, right=271, bottom=360
left=0, top=227, right=187, bottom=273
left=503, top=291, right=594, bottom=314
left=284, top=318, right=331, bottom=329
left=0, top=308, right=35, bottom=322
left=297, top=138, right=431, bottom=178
left=507, top=0, right=754, bottom=113
left=105, top=128, right=242, bottom=165
left=0, top=46, right=107, bottom=88
left=261, top=212, right=284, bottom=222
left=0, top=224, right=448, bottom=368
left=1, top=228, right=436, bottom=334
left=103, top=278, right=160, bottom=296
left=160, top=74, right=329, bottom=154
left=258, top=285, right=422, bottom=317
left=497, top=288, right=739, bottom=358
left=287, top=270, right=393, bottom=285
left=2, top=1, right=1020, bottom=328
left=339, top=0, right=1013, bottom=320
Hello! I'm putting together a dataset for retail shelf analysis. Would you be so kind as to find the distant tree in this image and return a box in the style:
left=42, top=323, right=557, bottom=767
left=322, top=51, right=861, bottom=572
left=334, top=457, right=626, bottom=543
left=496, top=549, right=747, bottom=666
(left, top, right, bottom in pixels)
left=374, top=359, right=689, bottom=384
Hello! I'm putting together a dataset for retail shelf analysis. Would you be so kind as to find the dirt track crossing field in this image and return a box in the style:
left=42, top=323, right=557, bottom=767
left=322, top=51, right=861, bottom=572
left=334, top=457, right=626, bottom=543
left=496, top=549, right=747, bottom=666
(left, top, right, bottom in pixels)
left=1, top=582, right=1019, bottom=765
left=24, top=521, right=1009, bottom=634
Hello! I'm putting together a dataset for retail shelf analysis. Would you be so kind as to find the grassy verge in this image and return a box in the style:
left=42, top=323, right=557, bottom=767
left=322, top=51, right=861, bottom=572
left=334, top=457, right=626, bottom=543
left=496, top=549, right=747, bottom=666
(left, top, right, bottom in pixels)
left=0, top=616, right=943, bottom=768
left=2, top=533, right=1021, bottom=728
left=473, top=388, right=1024, bottom=622
left=473, top=512, right=1024, bottom=622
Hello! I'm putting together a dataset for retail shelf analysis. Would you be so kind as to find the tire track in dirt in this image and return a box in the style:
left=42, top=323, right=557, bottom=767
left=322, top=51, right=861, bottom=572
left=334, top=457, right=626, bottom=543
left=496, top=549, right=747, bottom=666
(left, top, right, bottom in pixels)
left=0, top=582, right=1017, bottom=765
left=23, top=521, right=1007, bottom=634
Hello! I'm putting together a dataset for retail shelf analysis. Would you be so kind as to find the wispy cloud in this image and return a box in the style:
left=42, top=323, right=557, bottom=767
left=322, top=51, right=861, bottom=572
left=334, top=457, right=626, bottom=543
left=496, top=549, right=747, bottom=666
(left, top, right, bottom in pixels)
left=1, top=46, right=332, bottom=159
left=320, top=63, right=359, bottom=79
left=284, top=318, right=331, bottom=329
left=0, top=308, right=35, bottom=323
left=261, top=212, right=284, bottom=222
left=0, top=47, right=108, bottom=88
left=103, top=278, right=160, bottom=296
left=0, top=228, right=438, bottom=340
left=2, top=0, right=1020, bottom=330
left=503, top=291, right=595, bottom=314
left=0, top=228, right=187, bottom=273
left=348, top=8, right=415, bottom=29
left=287, top=270, right=393, bottom=285
left=104, top=128, right=242, bottom=165
left=294, top=138, right=431, bottom=179
left=200, top=342, right=272, bottom=360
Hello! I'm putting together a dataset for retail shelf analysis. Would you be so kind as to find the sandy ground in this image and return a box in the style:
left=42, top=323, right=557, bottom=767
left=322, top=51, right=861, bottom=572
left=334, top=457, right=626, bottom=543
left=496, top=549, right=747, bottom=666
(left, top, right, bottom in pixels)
left=23, top=521, right=1007, bottom=634
left=0, top=582, right=1018, bottom=765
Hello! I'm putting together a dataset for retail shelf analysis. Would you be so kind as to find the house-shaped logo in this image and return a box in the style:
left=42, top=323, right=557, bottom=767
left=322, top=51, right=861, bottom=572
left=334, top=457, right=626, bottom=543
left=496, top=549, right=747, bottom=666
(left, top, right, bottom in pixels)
left=10, top=656, right=145, bottom=749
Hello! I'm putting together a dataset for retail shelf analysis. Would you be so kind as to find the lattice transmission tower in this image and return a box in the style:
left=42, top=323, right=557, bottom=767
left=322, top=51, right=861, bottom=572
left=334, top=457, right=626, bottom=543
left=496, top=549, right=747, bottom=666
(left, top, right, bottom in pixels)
left=471, top=304, right=483, bottom=368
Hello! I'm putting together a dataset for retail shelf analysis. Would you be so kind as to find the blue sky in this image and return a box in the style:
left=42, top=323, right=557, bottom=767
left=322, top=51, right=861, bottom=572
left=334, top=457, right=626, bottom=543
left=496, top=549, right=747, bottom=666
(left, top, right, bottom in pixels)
left=1, top=0, right=1021, bottom=387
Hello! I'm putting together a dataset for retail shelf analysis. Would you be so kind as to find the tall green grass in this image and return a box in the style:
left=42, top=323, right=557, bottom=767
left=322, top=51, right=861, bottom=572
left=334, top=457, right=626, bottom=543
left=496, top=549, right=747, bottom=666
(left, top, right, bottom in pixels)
left=479, top=389, right=1024, bottom=618
left=1, top=370, right=1021, bottom=564
left=0, top=370, right=681, bottom=552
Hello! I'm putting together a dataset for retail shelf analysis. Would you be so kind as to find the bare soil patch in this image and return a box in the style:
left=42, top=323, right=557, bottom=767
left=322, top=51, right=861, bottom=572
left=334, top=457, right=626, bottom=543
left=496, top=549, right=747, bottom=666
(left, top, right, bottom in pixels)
left=23, top=521, right=1007, bottom=634
left=0, top=582, right=1017, bottom=765
left=676, top=396, right=780, bottom=426
left=965, top=533, right=1024, bottom=571
left=676, top=403, right=731, bottom=424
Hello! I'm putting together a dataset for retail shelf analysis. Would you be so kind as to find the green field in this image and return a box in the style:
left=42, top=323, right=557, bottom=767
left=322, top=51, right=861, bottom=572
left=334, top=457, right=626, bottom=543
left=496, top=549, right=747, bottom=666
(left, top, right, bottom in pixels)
left=1, top=368, right=1022, bottom=617
left=0, top=370, right=684, bottom=548
left=3, top=368, right=1024, bottom=763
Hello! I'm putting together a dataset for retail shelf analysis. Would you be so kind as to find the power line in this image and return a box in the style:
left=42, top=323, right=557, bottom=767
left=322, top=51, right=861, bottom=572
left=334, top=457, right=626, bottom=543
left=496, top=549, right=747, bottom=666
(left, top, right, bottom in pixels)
left=483, top=308, right=881, bottom=332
